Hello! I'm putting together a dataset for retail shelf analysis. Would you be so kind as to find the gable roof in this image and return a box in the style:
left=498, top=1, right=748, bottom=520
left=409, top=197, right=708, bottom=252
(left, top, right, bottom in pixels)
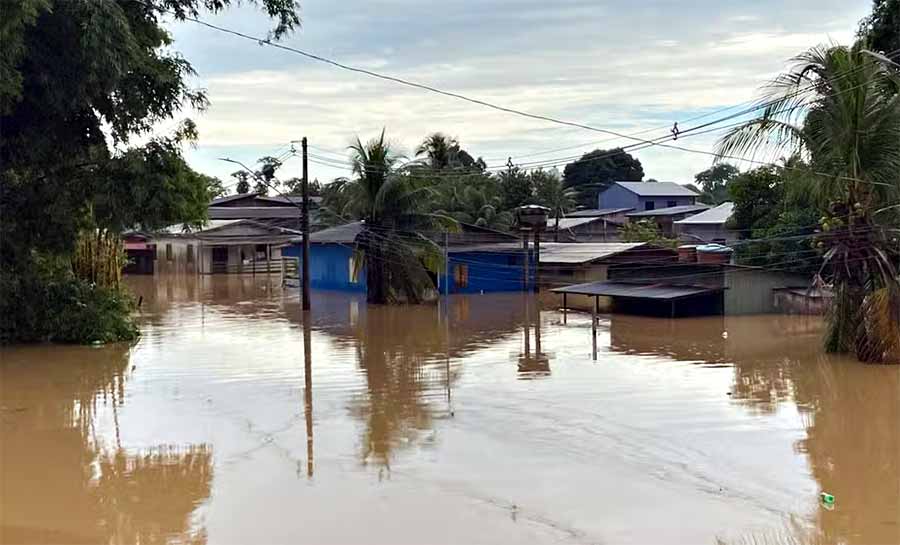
left=545, top=216, right=623, bottom=232
left=308, top=221, right=364, bottom=244
left=614, top=181, right=698, bottom=198
left=626, top=204, right=710, bottom=218
left=674, top=202, right=734, bottom=225
left=566, top=207, right=633, bottom=218
left=209, top=193, right=322, bottom=208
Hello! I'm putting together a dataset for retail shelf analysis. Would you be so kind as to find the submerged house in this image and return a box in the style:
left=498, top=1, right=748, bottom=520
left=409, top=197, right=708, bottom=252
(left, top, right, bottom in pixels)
left=148, top=219, right=301, bottom=275
left=541, top=208, right=632, bottom=242
left=125, top=192, right=313, bottom=275
left=625, top=204, right=711, bottom=237
left=282, top=222, right=529, bottom=293
left=674, top=202, right=737, bottom=244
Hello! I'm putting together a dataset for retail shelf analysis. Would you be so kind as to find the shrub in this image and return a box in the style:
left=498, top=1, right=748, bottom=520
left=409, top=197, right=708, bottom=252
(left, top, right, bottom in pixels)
left=0, top=262, right=139, bottom=344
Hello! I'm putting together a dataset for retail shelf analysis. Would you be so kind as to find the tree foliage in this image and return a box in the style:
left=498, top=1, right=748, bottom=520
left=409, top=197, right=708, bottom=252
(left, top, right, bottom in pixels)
left=0, top=0, right=300, bottom=343
left=562, top=148, right=644, bottom=207
left=859, top=0, right=900, bottom=56
left=718, top=42, right=900, bottom=362
left=694, top=163, right=740, bottom=205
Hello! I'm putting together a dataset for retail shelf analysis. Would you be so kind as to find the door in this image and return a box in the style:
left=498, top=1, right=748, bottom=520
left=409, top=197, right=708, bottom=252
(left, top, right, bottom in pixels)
left=211, top=246, right=229, bottom=273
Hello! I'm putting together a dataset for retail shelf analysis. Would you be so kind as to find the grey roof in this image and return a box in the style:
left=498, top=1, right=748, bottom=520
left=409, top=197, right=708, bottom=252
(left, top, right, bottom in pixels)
left=626, top=204, right=710, bottom=218
left=307, top=221, right=364, bottom=244
left=209, top=193, right=322, bottom=207
left=450, top=242, right=648, bottom=264
left=563, top=208, right=633, bottom=218
left=674, top=202, right=734, bottom=225
left=615, top=181, right=698, bottom=197
left=552, top=281, right=723, bottom=300
left=545, top=216, right=622, bottom=231
left=209, top=207, right=302, bottom=220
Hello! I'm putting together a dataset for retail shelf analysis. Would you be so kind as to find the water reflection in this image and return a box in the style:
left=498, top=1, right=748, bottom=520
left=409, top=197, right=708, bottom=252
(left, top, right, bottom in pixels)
left=609, top=313, right=900, bottom=545
left=4, top=276, right=897, bottom=545
left=0, top=345, right=212, bottom=544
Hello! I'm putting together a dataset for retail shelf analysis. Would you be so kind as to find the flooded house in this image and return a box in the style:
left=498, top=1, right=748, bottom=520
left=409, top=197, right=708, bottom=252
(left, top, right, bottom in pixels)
left=124, top=192, right=313, bottom=275
left=282, top=221, right=530, bottom=293
left=625, top=204, right=711, bottom=237
left=541, top=208, right=631, bottom=242
left=674, top=202, right=738, bottom=244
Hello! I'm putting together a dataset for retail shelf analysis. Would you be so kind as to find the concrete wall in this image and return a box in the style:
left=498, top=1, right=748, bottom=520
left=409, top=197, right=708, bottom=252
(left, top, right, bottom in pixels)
left=153, top=237, right=200, bottom=275
left=724, top=268, right=810, bottom=315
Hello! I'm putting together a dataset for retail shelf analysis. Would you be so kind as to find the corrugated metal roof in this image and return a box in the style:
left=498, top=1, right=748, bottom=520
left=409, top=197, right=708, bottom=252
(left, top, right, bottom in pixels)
left=615, top=181, right=698, bottom=197
left=307, top=221, right=364, bottom=244
left=546, top=216, right=613, bottom=231
left=209, top=207, right=302, bottom=219
left=565, top=208, right=633, bottom=218
left=674, top=202, right=734, bottom=224
left=158, top=220, right=242, bottom=234
left=552, top=281, right=722, bottom=300
left=450, top=242, right=649, bottom=263
left=626, top=204, right=710, bottom=218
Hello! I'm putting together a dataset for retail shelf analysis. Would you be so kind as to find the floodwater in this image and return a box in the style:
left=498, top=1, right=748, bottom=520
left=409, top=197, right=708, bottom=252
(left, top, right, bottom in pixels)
left=1, top=276, right=898, bottom=545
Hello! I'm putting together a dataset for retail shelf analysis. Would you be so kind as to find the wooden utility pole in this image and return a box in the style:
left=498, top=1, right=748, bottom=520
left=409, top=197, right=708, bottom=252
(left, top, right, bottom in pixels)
left=301, top=137, right=311, bottom=311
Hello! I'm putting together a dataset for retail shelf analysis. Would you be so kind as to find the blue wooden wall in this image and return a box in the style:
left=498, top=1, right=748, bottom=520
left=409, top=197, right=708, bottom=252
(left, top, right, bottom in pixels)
left=283, top=244, right=531, bottom=293
left=282, top=243, right=366, bottom=292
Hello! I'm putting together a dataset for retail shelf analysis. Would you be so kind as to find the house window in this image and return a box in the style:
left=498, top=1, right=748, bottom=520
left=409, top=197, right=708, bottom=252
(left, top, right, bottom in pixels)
left=255, top=244, right=267, bottom=261
left=644, top=201, right=656, bottom=211
left=667, top=200, right=677, bottom=208
left=349, top=256, right=361, bottom=284
left=454, top=264, right=469, bottom=288
left=166, top=243, right=173, bottom=262
left=186, top=244, right=194, bottom=263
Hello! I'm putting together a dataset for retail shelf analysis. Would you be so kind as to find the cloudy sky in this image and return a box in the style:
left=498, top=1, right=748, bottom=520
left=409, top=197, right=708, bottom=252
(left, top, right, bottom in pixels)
left=164, top=0, right=871, bottom=191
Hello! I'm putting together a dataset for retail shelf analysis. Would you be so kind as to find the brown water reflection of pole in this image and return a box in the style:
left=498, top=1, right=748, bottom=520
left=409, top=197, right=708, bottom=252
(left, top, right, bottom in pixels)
left=533, top=298, right=542, bottom=356
left=302, top=311, right=314, bottom=478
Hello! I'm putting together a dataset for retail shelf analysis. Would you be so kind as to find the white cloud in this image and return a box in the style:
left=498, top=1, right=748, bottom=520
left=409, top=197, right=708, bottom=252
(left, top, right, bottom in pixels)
left=166, top=0, right=871, bottom=183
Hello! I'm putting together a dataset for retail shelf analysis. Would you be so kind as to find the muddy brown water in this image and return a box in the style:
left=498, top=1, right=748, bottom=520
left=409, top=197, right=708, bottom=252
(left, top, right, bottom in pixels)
left=1, top=275, right=897, bottom=545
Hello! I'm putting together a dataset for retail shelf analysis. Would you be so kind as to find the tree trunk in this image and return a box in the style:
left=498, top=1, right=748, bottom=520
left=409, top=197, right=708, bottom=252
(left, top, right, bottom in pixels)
left=365, top=236, right=387, bottom=304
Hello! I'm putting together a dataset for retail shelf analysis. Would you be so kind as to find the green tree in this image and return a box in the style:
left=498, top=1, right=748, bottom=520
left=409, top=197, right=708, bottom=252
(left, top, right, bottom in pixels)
left=339, top=130, right=454, bottom=304
left=620, top=220, right=676, bottom=247
left=0, top=0, right=300, bottom=343
left=563, top=148, right=644, bottom=208
left=532, top=169, right=577, bottom=240
left=694, top=163, right=740, bottom=205
left=414, top=133, right=485, bottom=172
left=859, top=0, right=900, bottom=56
left=232, top=171, right=252, bottom=194
left=433, top=175, right=513, bottom=230
left=498, top=166, right=534, bottom=210
left=718, top=43, right=900, bottom=362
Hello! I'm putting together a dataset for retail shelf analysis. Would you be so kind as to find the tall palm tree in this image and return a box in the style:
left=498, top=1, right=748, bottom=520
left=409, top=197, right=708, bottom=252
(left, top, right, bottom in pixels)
left=340, top=129, right=454, bottom=304
left=718, top=42, right=900, bottom=362
left=533, top=170, right=577, bottom=241
left=415, top=133, right=461, bottom=170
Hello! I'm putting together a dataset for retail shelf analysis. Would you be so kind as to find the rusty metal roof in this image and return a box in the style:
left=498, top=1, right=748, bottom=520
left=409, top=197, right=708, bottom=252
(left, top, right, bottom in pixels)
left=552, top=281, right=723, bottom=300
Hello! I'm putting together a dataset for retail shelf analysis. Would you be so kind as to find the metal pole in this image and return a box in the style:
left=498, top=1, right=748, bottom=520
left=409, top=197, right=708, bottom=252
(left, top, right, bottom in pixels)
left=591, top=296, right=598, bottom=360
left=522, top=234, right=529, bottom=291
left=301, top=137, right=311, bottom=311
left=302, top=311, right=314, bottom=478
left=444, top=231, right=450, bottom=297
left=562, top=292, right=567, bottom=324
left=533, top=230, right=541, bottom=294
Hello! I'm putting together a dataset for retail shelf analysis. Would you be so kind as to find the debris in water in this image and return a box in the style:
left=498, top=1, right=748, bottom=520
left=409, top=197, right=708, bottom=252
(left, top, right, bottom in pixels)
left=820, top=492, right=835, bottom=506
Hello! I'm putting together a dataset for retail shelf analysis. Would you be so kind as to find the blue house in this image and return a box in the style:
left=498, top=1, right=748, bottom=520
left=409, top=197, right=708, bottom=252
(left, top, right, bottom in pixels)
left=598, top=181, right=697, bottom=212
left=283, top=222, right=533, bottom=294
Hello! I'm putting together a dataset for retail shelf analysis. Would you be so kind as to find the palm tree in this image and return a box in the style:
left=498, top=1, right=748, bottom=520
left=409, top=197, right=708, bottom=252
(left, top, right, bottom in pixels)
left=340, top=129, right=454, bottom=304
left=533, top=170, right=577, bottom=241
left=415, top=133, right=461, bottom=170
left=717, top=42, right=900, bottom=362
left=434, top=176, right=514, bottom=230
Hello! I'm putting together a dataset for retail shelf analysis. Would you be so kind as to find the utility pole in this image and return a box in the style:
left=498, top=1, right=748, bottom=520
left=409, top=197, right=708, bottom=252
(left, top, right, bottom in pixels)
left=301, top=137, right=311, bottom=311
